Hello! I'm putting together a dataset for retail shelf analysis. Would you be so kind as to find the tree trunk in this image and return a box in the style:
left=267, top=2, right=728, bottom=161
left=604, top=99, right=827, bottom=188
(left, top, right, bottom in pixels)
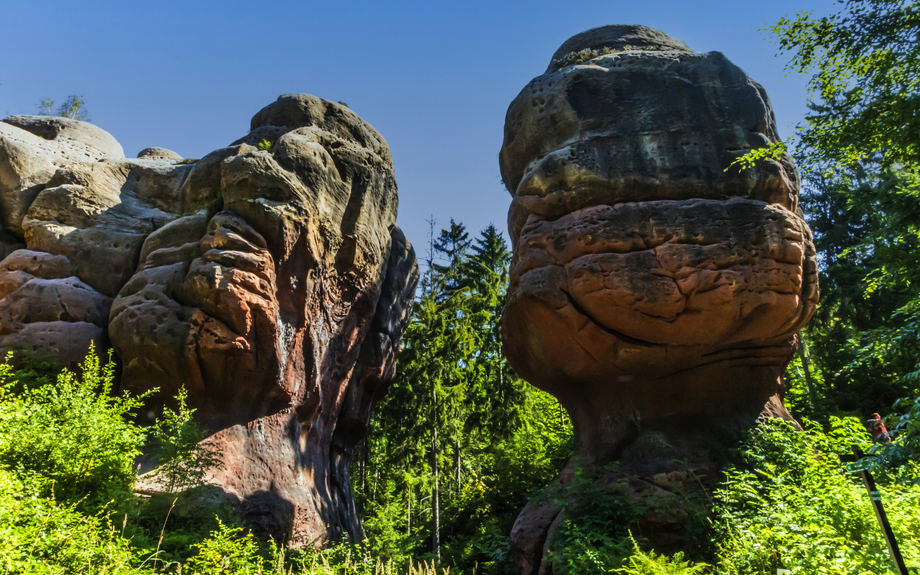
left=432, top=387, right=441, bottom=564
left=361, top=437, right=369, bottom=507
left=798, top=335, right=819, bottom=410
left=456, top=440, right=461, bottom=498
left=498, top=346, right=505, bottom=398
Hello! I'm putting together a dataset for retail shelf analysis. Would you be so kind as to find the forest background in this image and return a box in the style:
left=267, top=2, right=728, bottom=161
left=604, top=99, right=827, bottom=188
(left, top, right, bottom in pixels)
left=2, top=0, right=920, bottom=573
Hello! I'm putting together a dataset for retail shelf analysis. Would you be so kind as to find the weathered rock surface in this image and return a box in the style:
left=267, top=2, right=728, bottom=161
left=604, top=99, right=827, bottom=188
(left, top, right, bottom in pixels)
left=0, top=95, right=418, bottom=546
left=0, top=116, right=125, bottom=236
left=137, top=147, right=183, bottom=160
left=2, top=115, right=125, bottom=160
left=0, top=249, right=111, bottom=365
left=500, top=25, right=817, bottom=572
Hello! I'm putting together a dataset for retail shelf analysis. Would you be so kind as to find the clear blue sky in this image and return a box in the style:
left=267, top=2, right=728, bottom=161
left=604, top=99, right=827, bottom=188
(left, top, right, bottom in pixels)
left=1, top=0, right=832, bottom=259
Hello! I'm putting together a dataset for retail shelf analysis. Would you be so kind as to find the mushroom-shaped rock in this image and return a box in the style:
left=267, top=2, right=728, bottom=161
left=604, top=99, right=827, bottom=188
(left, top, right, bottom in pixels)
left=0, top=96, right=419, bottom=546
left=500, top=25, right=817, bottom=571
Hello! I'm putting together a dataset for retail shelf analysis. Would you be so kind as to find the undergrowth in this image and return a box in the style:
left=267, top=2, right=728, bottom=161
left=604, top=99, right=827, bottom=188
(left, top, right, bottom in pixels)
left=0, top=348, right=918, bottom=574
left=714, top=417, right=920, bottom=574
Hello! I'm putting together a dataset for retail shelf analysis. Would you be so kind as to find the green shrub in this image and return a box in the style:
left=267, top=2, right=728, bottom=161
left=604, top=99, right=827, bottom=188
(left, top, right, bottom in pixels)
left=182, top=520, right=264, bottom=574
left=286, top=541, right=380, bottom=575
left=149, top=387, right=221, bottom=493
left=0, top=468, right=152, bottom=575
left=0, top=345, right=148, bottom=505
left=37, top=94, right=90, bottom=121
left=547, top=519, right=632, bottom=574
left=542, top=462, right=637, bottom=575
left=714, top=417, right=920, bottom=574
left=614, top=534, right=711, bottom=574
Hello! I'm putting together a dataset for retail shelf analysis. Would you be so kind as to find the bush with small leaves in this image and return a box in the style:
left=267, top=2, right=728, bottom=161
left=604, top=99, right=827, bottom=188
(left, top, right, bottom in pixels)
left=149, top=387, right=221, bottom=493
left=0, top=344, right=149, bottom=506
left=182, top=520, right=264, bottom=575
left=714, top=417, right=920, bottom=574
left=0, top=468, right=152, bottom=575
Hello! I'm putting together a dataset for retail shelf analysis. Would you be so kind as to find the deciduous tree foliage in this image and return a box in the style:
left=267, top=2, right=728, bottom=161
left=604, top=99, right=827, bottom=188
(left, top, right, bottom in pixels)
left=767, top=0, right=920, bottom=423
left=790, top=167, right=920, bottom=415
left=772, top=0, right=919, bottom=169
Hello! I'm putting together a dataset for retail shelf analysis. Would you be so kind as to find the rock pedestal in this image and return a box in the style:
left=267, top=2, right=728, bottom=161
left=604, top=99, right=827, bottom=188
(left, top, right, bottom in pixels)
left=0, top=94, right=419, bottom=545
left=499, top=26, right=818, bottom=573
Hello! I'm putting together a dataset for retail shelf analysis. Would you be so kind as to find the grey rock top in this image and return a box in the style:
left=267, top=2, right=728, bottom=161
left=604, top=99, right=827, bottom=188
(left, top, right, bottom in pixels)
left=2, top=115, right=125, bottom=160
left=137, top=147, right=183, bottom=160
left=500, top=24, right=799, bottom=243
left=547, top=24, right=692, bottom=72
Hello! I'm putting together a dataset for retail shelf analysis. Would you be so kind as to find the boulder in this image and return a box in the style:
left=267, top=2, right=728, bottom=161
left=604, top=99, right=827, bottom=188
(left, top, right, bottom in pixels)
left=0, top=124, right=59, bottom=236
left=137, top=147, right=183, bottom=160
left=0, top=96, right=418, bottom=546
left=23, top=158, right=200, bottom=297
left=109, top=94, right=418, bottom=544
left=0, top=249, right=111, bottom=365
left=499, top=25, right=817, bottom=571
left=0, top=117, right=124, bottom=236
left=2, top=115, right=125, bottom=159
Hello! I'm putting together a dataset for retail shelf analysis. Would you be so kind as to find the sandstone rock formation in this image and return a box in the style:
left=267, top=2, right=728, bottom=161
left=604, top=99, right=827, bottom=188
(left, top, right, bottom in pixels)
left=499, top=25, right=818, bottom=572
left=0, top=95, right=419, bottom=545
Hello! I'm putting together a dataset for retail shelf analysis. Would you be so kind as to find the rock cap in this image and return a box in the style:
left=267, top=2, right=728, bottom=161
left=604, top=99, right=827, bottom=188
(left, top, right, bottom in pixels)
left=1, top=115, right=124, bottom=159
left=547, top=24, right=692, bottom=72
left=247, top=94, right=390, bottom=163
left=137, top=147, right=183, bottom=160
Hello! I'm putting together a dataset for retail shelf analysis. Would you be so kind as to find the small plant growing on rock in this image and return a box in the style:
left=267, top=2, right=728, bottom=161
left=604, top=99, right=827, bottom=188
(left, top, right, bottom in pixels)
left=257, top=139, right=273, bottom=151
left=36, top=94, right=90, bottom=121
left=149, top=387, right=220, bottom=493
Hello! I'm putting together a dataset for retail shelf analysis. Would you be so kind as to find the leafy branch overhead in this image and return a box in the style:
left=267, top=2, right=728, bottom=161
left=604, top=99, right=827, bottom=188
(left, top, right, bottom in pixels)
left=726, top=141, right=789, bottom=173
left=773, top=0, right=919, bottom=170
left=731, top=0, right=917, bottom=174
